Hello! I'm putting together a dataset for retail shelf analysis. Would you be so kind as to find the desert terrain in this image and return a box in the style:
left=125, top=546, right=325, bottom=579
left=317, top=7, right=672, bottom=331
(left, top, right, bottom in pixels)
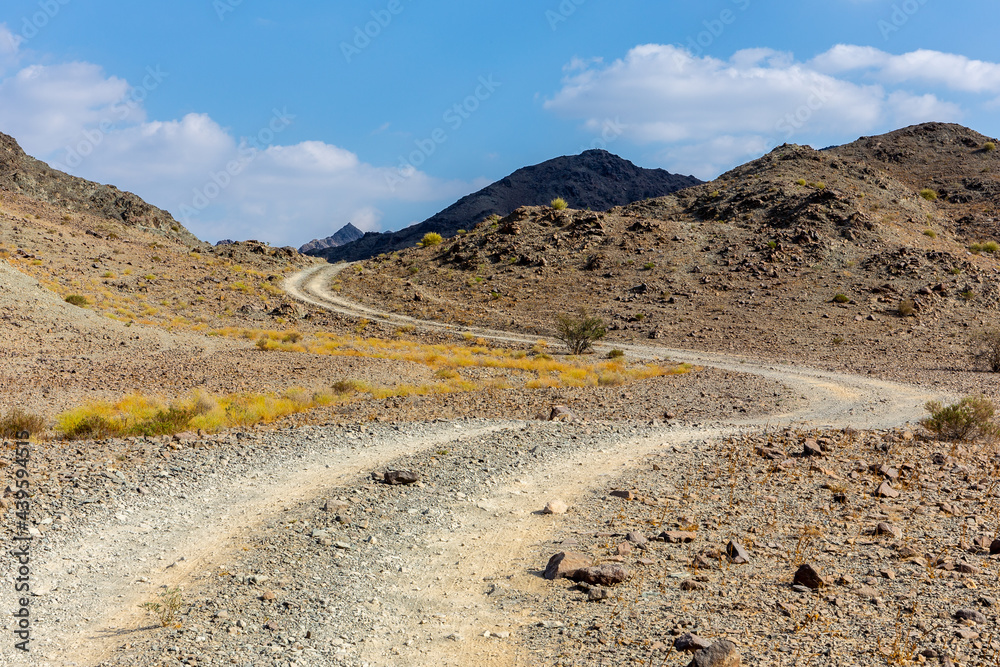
left=1, top=123, right=1000, bottom=667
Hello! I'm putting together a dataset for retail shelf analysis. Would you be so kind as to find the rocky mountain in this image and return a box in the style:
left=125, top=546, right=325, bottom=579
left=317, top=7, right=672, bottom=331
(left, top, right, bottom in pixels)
left=298, top=222, right=365, bottom=254
left=309, top=150, right=701, bottom=262
left=0, top=131, right=203, bottom=246
left=338, top=122, right=1000, bottom=381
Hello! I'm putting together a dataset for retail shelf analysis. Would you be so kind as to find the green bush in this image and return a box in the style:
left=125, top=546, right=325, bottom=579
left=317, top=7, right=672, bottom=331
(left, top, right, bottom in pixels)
left=970, top=241, right=1000, bottom=254
left=550, top=198, right=568, bottom=210
left=419, top=232, right=443, bottom=247
left=985, top=142, right=996, bottom=152
left=606, top=349, right=625, bottom=360
left=923, top=229, right=936, bottom=238
left=922, top=396, right=1000, bottom=442
left=64, top=294, right=89, bottom=307
left=919, top=188, right=938, bottom=201
left=832, top=294, right=850, bottom=304
left=555, top=309, right=607, bottom=355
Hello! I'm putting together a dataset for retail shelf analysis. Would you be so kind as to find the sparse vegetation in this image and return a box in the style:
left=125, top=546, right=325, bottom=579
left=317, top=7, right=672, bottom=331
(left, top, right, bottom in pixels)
left=970, top=328, right=1000, bottom=372
left=606, top=349, right=625, bottom=360
left=919, top=188, right=938, bottom=201
left=419, top=232, right=443, bottom=248
left=922, top=229, right=936, bottom=238
left=832, top=293, right=850, bottom=304
left=985, top=141, right=996, bottom=152
left=64, top=294, right=89, bottom=307
left=970, top=241, right=999, bottom=254
left=796, top=179, right=807, bottom=186
left=921, top=396, right=1000, bottom=442
left=550, top=198, right=568, bottom=210
left=642, top=262, right=655, bottom=271
left=0, top=408, right=46, bottom=439
left=555, top=309, right=607, bottom=355
left=140, top=587, right=184, bottom=627
left=897, top=299, right=915, bottom=317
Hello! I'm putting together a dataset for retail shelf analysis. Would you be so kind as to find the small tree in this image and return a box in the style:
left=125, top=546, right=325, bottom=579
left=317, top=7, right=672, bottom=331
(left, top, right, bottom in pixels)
left=971, top=328, right=1000, bottom=372
left=555, top=309, right=607, bottom=355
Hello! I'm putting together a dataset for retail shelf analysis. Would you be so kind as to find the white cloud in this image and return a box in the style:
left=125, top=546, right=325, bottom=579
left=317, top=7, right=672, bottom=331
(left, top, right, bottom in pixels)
left=546, top=44, right=989, bottom=178
left=0, top=57, right=482, bottom=246
left=813, top=45, right=1000, bottom=94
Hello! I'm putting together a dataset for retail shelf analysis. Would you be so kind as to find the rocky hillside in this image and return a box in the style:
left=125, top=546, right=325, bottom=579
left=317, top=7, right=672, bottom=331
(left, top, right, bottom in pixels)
left=337, top=122, right=1000, bottom=383
left=0, top=131, right=203, bottom=246
left=310, top=150, right=701, bottom=262
left=298, top=222, right=365, bottom=254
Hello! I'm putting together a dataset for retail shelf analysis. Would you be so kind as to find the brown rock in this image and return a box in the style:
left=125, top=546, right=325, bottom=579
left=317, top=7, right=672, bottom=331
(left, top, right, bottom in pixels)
left=544, top=552, right=594, bottom=580
left=876, top=522, right=903, bottom=540
left=570, top=564, right=631, bottom=587
left=793, top=563, right=825, bottom=589
left=383, top=470, right=419, bottom=485
left=587, top=587, right=610, bottom=602
left=955, top=609, right=987, bottom=625
left=543, top=500, right=568, bottom=515
left=675, top=632, right=712, bottom=653
left=876, top=481, right=900, bottom=498
left=990, top=538, right=1000, bottom=555
left=680, top=579, right=705, bottom=591
left=548, top=405, right=577, bottom=422
left=802, top=440, right=823, bottom=457
left=261, top=590, right=276, bottom=601
left=726, top=540, right=751, bottom=564
left=689, top=640, right=742, bottom=667
left=610, top=490, right=638, bottom=501
left=626, top=531, right=648, bottom=545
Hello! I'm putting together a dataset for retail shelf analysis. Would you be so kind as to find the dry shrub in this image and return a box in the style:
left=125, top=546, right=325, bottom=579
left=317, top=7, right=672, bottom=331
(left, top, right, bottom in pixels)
left=970, top=328, right=1000, bottom=372
left=921, top=396, right=1000, bottom=442
left=0, top=408, right=46, bottom=439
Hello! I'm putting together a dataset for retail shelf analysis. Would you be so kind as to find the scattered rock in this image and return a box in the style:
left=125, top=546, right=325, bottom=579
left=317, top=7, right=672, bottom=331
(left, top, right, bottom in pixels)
left=793, top=563, right=826, bottom=590
left=661, top=531, right=698, bottom=544
left=626, top=531, right=648, bottom=545
left=955, top=609, right=987, bottom=625
left=610, top=490, right=638, bottom=501
left=875, top=481, right=900, bottom=498
left=726, top=540, right=751, bottom=564
left=689, top=639, right=742, bottom=667
left=548, top=405, right=577, bottom=422
left=802, top=440, right=823, bottom=457
left=570, top=564, right=631, bottom=587
left=680, top=579, right=705, bottom=591
left=382, top=470, right=420, bottom=485
left=876, top=522, right=903, bottom=539
left=544, top=552, right=594, bottom=580
left=587, top=587, right=610, bottom=602
left=675, top=633, right=712, bottom=653
left=543, top=500, right=568, bottom=515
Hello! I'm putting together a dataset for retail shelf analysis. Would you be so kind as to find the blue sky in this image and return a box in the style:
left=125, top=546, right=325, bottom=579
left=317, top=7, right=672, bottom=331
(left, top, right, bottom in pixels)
left=0, top=0, right=998, bottom=246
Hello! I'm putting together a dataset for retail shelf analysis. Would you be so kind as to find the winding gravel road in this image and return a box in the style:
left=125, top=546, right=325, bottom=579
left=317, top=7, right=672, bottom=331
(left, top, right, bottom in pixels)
left=0, top=264, right=948, bottom=667
left=284, top=263, right=945, bottom=432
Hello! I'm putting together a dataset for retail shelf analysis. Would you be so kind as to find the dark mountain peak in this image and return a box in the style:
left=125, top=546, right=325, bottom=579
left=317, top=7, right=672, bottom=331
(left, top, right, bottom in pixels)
left=311, top=151, right=702, bottom=262
left=298, top=222, right=367, bottom=254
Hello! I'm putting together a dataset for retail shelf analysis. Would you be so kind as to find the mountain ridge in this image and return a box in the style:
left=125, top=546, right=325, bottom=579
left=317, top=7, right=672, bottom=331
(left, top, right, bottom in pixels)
left=308, top=149, right=701, bottom=262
